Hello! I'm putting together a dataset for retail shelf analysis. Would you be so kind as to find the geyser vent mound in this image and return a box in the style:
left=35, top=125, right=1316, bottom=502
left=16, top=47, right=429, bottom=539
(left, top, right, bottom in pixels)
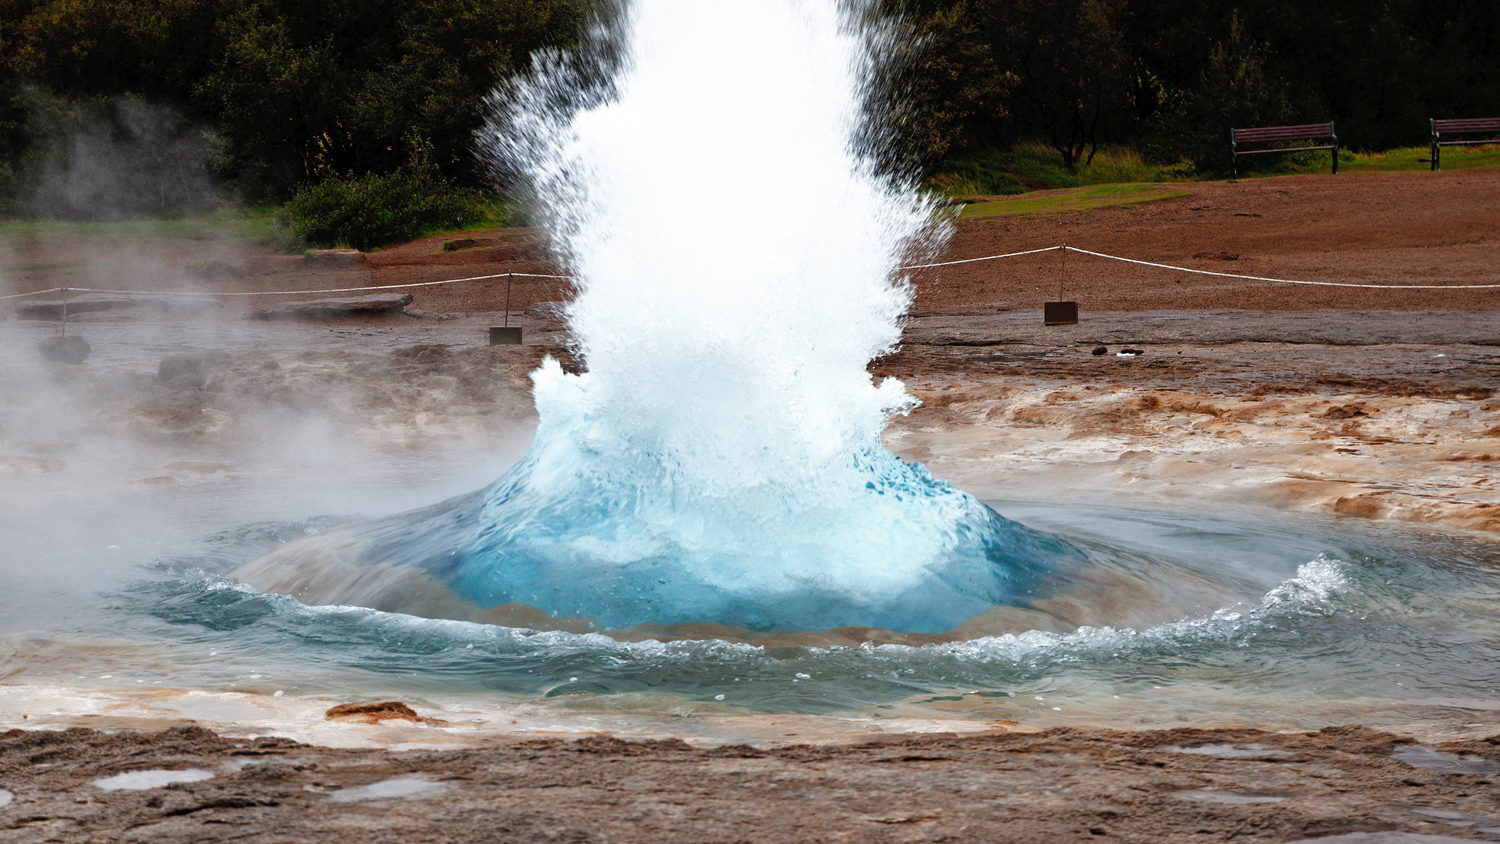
left=236, top=0, right=1077, bottom=635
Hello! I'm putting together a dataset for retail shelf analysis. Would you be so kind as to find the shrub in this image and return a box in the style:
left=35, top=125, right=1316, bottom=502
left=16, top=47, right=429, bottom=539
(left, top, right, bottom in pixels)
left=277, top=157, right=494, bottom=251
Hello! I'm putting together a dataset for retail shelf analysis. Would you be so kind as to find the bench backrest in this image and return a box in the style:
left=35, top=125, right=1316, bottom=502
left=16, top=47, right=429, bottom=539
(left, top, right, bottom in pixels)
left=1432, top=118, right=1500, bottom=134
left=1233, top=123, right=1335, bottom=144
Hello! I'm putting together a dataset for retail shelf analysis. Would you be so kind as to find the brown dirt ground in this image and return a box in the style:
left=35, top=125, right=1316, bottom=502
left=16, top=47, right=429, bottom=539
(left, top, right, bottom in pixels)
left=366, top=169, right=1498, bottom=315
left=4, top=169, right=1496, bottom=316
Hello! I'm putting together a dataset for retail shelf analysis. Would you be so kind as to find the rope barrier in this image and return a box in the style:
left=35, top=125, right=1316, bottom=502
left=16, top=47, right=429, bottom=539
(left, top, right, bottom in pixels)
left=0, top=270, right=574, bottom=302
left=3, top=245, right=1496, bottom=304
left=0, top=287, right=64, bottom=301
left=1062, top=246, right=1500, bottom=290
left=897, top=245, right=1062, bottom=270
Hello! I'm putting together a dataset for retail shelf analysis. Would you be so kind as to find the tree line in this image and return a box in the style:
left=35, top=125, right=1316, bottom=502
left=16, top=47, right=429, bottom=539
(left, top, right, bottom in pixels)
left=0, top=0, right=586, bottom=213
left=2, top=0, right=1498, bottom=217
left=891, top=0, right=1500, bottom=173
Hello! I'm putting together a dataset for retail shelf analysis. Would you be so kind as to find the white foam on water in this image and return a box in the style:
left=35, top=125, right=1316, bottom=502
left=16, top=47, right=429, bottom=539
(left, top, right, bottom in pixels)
left=900, top=556, right=1349, bottom=662
left=91, top=768, right=215, bottom=791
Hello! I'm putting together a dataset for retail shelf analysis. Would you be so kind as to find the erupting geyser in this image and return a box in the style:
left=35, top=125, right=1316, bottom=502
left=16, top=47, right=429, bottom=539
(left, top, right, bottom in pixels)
left=236, top=0, right=1076, bottom=634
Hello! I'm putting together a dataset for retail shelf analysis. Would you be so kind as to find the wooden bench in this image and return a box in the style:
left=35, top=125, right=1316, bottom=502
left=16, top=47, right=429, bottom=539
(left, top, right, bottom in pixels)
left=1230, top=122, right=1338, bottom=181
left=1430, top=118, right=1500, bottom=171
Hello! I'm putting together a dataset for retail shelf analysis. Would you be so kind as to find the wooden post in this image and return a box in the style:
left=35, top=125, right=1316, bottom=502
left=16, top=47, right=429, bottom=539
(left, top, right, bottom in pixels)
left=490, top=272, right=522, bottom=344
left=1230, top=128, right=1238, bottom=183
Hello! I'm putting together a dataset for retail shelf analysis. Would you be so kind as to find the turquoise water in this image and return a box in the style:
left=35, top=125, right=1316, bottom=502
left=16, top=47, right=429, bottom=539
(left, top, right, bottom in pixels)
left=67, top=502, right=1499, bottom=719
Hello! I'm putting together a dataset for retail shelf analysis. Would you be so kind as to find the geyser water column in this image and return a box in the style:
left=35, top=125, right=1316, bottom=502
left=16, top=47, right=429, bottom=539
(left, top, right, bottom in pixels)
left=234, top=0, right=1076, bottom=634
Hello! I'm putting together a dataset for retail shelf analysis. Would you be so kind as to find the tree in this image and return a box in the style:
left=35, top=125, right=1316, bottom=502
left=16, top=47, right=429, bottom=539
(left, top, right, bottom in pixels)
left=198, top=0, right=585, bottom=200
left=874, top=0, right=1012, bottom=173
left=985, top=0, right=1131, bottom=170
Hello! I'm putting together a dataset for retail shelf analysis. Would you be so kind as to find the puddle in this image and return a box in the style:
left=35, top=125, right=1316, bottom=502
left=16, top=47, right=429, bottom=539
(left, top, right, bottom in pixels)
left=92, top=769, right=216, bottom=791
left=1172, top=790, right=1288, bottom=804
left=0, top=789, right=12, bottom=808
left=1166, top=743, right=1293, bottom=759
left=1393, top=746, right=1500, bottom=776
left=1411, top=808, right=1473, bottom=827
left=1291, top=834, right=1484, bottom=844
left=328, top=775, right=449, bottom=802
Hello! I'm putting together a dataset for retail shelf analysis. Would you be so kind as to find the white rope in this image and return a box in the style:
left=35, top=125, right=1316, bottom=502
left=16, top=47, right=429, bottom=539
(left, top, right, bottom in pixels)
left=0, top=271, right=575, bottom=301
left=0, top=287, right=64, bottom=301
left=5, top=245, right=1497, bottom=303
left=898, top=245, right=1062, bottom=270
left=1063, top=246, right=1500, bottom=290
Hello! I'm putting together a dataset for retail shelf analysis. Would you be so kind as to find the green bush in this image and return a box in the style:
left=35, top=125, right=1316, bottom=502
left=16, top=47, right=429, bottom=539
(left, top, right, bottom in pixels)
left=277, top=158, right=495, bottom=251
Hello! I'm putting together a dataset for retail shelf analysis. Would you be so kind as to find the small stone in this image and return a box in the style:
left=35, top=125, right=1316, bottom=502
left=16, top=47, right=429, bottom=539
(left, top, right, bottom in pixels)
left=158, top=354, right=206, bottom=390
left=39, top=335, right=91, bottom=364
left=1091, top=346, right=1108, bottom=355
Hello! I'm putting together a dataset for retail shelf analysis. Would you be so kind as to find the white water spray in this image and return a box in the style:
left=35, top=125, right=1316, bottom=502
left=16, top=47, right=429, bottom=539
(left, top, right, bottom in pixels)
left=239, top=0, right=1072, bottom=633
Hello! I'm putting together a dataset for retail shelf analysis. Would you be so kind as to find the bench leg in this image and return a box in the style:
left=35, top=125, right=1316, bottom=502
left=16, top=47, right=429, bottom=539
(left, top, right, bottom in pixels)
left=1331, top=142, right=1339, bottom=175
left=1432, top=142, right=1441, bottom=171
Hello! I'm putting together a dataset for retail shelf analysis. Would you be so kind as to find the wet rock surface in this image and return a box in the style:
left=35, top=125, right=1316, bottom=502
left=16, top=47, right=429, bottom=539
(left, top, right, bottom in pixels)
left=250, top=293, right=413, bottom=320
left=16, top=296, right=147, bottom=320
left=4, top=725, right=1500, bottom=842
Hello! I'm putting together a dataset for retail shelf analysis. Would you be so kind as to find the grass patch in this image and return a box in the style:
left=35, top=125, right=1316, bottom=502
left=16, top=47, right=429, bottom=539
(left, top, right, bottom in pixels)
left=934, top=139, right=1500, bottom=193
left=958, top=183, right=1192, bottom=218
left=1318, top=143, right=1498, bottom=174
left=931, top=143, right=1198, bottom=196
left=1223, top=140, right=1500, bottom=178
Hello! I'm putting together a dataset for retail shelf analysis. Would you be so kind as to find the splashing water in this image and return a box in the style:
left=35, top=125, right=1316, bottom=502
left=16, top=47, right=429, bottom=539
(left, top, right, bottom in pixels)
left=236, top=0, right=1073, bottom=634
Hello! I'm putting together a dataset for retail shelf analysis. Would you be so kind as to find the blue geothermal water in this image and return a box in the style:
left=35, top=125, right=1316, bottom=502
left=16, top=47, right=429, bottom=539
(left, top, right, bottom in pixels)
left=235, top=0, right=1077, bottom=634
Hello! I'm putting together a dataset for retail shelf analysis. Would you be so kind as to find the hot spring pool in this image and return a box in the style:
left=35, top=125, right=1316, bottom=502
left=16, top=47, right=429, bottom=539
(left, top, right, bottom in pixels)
left=8, top=497, right=1497, bottom=736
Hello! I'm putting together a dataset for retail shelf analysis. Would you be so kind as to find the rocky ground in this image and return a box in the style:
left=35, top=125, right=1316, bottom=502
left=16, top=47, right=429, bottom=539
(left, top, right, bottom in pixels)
left=883, top=309, right=1499, bottom=537
left=5, top=722, right=1500, bottom=842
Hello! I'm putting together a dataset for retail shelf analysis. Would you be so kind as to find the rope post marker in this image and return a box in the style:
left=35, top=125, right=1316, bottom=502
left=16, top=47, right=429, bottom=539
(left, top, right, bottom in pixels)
left=37, top=286, right=90, bottom=364
left=490, top=271, right=523, bottom=345
left=1044, top=244, right=1078, bottom=325
left=1059, top=243, right=1067, bottom=300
